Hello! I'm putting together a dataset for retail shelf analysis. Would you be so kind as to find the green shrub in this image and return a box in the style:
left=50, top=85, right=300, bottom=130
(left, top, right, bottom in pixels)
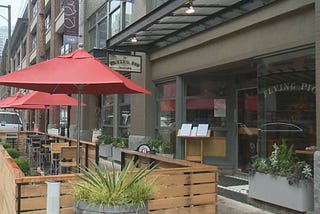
left=14, top=158, right=31, bottom=176
left=6, top=148, right=20, bottom=158
left=112, top=137, right=128, bottom=148
left=0, top=141, right=11, bottom=149
left=251, top=139, right=313, bottom=185
left=97, top=135, right=114, bottom=144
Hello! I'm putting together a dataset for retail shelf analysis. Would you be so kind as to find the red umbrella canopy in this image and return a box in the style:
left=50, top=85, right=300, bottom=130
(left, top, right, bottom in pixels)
left=8, top=91, right=85, bottom=107
left=9, top=104, right=49, bottom=109
left=0, top=93, right=24, bottom=108
left=0, top=48, right=150, bottom=95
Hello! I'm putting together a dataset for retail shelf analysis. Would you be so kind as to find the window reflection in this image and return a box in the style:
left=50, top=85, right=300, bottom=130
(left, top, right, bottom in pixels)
left=257, top=48, right=316, bottom=157
left=186, top=79, right=226, bottom=128
left=103, top=95, right=114, bottom=125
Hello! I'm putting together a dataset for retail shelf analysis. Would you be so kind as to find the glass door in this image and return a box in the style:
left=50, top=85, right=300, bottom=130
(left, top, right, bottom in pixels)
left=237, top=88, right=257, bottom=172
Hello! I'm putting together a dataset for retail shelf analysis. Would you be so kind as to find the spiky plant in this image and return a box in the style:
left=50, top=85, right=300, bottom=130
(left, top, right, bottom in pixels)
left=73, top=159, right=156, bottom=207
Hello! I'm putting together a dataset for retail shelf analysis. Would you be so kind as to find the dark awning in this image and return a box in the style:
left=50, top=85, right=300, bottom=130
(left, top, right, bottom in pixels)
left=106, top=0, right=275, bottom=53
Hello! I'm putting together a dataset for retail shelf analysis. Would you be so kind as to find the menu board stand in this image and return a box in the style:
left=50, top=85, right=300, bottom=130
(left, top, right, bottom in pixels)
left=177, top=127, right=211, bottom=164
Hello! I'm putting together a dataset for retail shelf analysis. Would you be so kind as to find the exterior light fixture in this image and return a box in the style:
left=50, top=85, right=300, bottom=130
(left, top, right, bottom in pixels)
left=130, top=35, right=137, bottom=43
left=185, top=1, right=195, bottom=14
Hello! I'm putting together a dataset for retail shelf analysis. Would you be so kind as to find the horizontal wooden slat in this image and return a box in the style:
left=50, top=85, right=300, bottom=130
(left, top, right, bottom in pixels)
left=154, top=172, right=217, bottom=185
left=20, top=197, right=47, bottom=210
left=21, top=183, right=47, bottom=197
left=153, top=183, right=217, bottom=198
left=149, top=204, right=217, bottom=214
left=20, top=194, right=73, bottom=211
left=149, top=193, right=217, bottom=210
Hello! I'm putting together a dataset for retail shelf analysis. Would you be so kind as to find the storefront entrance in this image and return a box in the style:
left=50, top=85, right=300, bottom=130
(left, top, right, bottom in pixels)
left=237, top=88, right=257, bottom=172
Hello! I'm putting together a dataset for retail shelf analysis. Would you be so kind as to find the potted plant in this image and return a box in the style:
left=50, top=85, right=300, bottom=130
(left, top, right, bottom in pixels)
left=111, top=137, right=128, bottom=162
left=72, top=159, right=156, bottom=214
left=148, top=135, right=174, bottom=158
left=97, top=135, right=114, bottom=158
left=249, top=140, right=313, bottom=212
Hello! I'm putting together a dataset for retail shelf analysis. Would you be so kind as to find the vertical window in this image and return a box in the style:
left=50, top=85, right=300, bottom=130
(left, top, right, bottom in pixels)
left=157, top=82, right=176, bottom=128
left=102, top=95, right=114, bottom=136
left=257, top=48, right=315, bottom=157
left=45, top=14, right=51, bottom=31
left=98, top=18, right=107, bottom=48
left=110, top=8, right=121, bottom=37
left=156, top=81, right=176, bottom=154
left=119, top=94, right=131, bottom=137
left=125, top=3, right=132, bottom=27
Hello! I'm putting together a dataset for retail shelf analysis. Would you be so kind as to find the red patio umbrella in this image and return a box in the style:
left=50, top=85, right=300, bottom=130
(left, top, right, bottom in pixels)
left=0, top=48, right=151, bottom=167
left=0, top=93, right=24, bottom=108
left=8, top=91, right=86, bottom=133
left=8, top=91, right=84, bottom=107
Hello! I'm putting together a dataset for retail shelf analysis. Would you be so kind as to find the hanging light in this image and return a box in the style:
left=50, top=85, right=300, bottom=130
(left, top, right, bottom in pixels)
left=130, top=35, right=137, bottom=43
left=185, top=1, right=195, bottom=14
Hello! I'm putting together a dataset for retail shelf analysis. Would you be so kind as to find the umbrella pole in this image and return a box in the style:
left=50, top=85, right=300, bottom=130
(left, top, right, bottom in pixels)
left=76, top=92, right=82, bottom=169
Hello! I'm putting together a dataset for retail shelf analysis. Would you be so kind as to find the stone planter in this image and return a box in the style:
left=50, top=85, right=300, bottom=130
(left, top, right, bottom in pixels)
left=99, top=144, right=113, bottom=158
left=73, top=200, right=147, bottom=214
left=112, top=147, right=122, bottom=162
left=249, top=172, right=314, bottom=212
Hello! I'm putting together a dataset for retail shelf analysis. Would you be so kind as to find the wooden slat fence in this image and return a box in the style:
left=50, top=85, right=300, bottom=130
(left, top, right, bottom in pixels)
left=0, top=140, right=218, bottom=214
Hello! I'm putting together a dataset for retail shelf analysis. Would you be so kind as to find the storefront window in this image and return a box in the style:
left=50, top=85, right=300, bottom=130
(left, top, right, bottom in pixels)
left=157, top=82, right=176, bottom=128
left=257, top=48, right=315, bottom=157
left=102, top=95, right=114, bottom=136
left=156, top=81, right=176, bottom=154
left=185, top=79, right=227, bottom=128
left=119, top=94, right=131, bottom=137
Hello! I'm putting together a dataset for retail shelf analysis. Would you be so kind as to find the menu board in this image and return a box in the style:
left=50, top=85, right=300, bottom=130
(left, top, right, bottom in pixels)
left=197, top=124, right=209, bottom=136
left=180, top=124, right=192, bottom=136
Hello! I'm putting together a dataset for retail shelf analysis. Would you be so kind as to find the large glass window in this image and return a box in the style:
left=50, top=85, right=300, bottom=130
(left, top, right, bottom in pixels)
left=156, top=81, right=176, bottom=154
left=185, top=79, right=227, bottom=129
left=157, top=82, right=176, bottom=128
left=257, top=48, right=315, bottom=158
left=102, top=95, right=114, bottom=136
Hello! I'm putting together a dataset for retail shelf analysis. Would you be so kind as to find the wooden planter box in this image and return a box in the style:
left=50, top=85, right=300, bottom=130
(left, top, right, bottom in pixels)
left=249, top=172, right=314, bottom=212
left=99, top=144, right=112, bottom=158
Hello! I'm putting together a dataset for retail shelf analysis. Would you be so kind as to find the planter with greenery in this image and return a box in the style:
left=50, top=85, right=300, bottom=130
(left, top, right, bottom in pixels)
left=0, top=142, right=31, bottom=175
left=97, top=135, right=114, bottom=158
left=249, top=141, right=313, bottom=212
left=72, top=159, right=156, bottom=214
left=148, top=135, right=174, bottom=158
left=111, top=137, right=128, bottom=162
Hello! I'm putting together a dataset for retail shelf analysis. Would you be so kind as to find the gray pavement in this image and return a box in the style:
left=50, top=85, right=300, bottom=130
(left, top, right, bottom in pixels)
left=218, top=196, right=274, bottom=214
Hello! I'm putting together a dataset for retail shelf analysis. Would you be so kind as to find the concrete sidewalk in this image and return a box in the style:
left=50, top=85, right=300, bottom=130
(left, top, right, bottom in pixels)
left=218, top=196, right=273, bottom=214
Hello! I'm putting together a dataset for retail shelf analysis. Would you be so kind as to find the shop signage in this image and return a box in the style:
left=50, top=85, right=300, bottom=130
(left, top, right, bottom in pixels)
left=108, top=54, right=141, bottom=73
left=263, top=82, right=315, bottom=98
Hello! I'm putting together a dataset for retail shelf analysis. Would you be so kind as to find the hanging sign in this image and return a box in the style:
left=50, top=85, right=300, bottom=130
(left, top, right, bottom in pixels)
left=64, top=0, right=79, bottom=44
left=108, top=54, right=142, bottom=73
